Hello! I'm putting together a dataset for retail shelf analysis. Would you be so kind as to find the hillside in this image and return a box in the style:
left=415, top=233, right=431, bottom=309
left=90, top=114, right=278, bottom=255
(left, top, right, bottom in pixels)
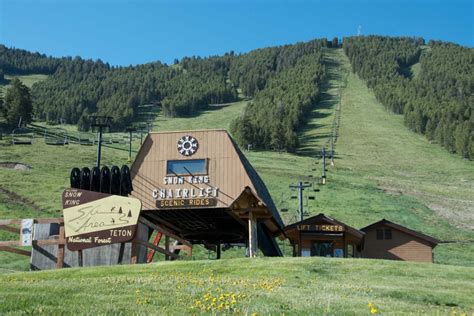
left=2, top=37, right=472, bottom=158
left=1, top=48, right=472, bottom=271
left=1, top=257, right=473, bottom=314
left=344, top=37, right=473, bottom=159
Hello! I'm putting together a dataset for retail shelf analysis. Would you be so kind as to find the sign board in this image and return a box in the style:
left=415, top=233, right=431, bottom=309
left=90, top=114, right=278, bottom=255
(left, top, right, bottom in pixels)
left=152, top=173, right=220, bottom=209
left=297, top=224, right=345, bottom=232
left=20, top=219, right=34, bottom=246
left=62, top=189, right=141, bottom=251
left=156, top=197, right=217, bottom=209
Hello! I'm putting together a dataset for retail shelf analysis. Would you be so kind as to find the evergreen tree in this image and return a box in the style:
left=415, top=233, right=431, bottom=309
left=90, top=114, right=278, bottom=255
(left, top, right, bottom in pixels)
left=4, top=78, right=33, bottom=126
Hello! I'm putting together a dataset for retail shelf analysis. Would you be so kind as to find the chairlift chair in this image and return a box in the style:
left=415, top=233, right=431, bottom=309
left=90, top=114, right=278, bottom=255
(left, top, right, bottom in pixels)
left=11, top=128, right=34, bottom=145
left=44, top=128, right=68, bottom=145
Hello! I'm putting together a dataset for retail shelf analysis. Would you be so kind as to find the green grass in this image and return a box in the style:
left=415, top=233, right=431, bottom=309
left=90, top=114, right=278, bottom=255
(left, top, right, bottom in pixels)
left=151, top=101, right=248, bottom=132
left=409, top=62, right=422, bottom=79
left=0, top=74, right=48, bottom=93
left=0, top=257, right=473, bottom=315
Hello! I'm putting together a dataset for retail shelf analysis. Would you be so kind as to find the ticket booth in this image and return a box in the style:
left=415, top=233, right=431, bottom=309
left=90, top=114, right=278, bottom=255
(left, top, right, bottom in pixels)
left=283, top=213, right=364, bottom=258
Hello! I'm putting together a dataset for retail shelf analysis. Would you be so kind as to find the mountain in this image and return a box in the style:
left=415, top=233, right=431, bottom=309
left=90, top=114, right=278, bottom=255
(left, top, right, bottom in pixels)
left=1, top=36, right=472, bottom=158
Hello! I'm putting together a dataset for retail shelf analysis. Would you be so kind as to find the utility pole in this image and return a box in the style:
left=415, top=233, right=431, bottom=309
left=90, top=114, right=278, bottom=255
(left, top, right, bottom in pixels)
left=91, top=116, right=111, bottom=169
left=322, top=147, right=327, bottom=185
left=289, top=181, right=312, bottom=221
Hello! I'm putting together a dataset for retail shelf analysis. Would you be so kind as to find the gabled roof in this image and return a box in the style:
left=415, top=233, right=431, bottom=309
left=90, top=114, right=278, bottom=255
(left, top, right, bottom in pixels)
left=284, top=213, right=365, bottom=239
left=230, top=136, right=285, bottom=230
left=360, top=219, right=440, bottom=246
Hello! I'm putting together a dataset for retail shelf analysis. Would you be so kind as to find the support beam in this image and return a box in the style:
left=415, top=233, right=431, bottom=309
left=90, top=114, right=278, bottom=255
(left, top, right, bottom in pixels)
left=216, top=242, right=221, bottom=260
left=0, top=225, right=20, bottom=234
left=56, top=224, right=65, bottom=269
left=132, top=240, right=178, bottom=260
left=248, top=211, right=258, bottom=258
left=138, top=216, right=191, bottom=247
left=0, top=246, right=31, bottom=256
left=165, top=235, right=170, bottom=261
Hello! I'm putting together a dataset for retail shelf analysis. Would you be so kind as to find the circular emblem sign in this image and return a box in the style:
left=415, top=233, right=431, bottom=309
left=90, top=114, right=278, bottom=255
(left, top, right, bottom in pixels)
left=177, top=135, right=199, bottom=156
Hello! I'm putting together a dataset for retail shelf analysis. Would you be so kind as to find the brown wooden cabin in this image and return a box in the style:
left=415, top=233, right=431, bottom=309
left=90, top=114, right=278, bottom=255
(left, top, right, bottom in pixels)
left=360, top=219, right=439, bottom=262
left=130, top=129, right=284, bottom=257
left=283, top=214, right=364, bottom=258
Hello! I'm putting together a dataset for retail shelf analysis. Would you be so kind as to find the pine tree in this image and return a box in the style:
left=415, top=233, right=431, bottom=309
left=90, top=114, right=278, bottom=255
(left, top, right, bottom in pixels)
left=4, top=78, right=32, bottom=126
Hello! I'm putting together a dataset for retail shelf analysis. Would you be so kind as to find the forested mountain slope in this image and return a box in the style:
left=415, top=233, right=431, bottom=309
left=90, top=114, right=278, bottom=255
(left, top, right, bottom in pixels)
left=344, top=36, right=473, bottom=158
left=1, top=36, right=472, bottom=157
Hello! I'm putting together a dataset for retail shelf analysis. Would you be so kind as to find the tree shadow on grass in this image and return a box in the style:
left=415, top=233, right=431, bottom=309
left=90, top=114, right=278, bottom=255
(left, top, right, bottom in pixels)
left=297, top=51, right=344, bottom=158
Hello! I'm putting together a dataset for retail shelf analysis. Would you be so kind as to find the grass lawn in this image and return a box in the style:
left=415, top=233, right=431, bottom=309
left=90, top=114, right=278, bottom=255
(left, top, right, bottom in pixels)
left=0, top=257, right=473, bottom=315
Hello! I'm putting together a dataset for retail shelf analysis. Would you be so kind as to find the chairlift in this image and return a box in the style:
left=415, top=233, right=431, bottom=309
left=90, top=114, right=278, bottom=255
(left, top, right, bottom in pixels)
left=11, top=128, right=34, bottom=145
left=290, top=195, right=297, bottom=199
left=280, top=208, right=289, bottom=212
left=78, top=132, right=94, bottom=146
left=303, top=211, right=310, bottom=217
left=44, top=128, right=68, bottom=145
left=308, top=196, right=315, bottom=200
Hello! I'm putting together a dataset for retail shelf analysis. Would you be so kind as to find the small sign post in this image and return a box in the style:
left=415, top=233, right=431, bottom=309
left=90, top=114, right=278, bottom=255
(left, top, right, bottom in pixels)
left=20, top=219, right=34, bottom=246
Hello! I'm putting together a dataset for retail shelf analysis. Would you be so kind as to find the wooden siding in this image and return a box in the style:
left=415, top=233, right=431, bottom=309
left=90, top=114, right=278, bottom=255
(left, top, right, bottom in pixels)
left=131, top=130, right=253, bottom=210
left=361, top=224, right=434, bottom=262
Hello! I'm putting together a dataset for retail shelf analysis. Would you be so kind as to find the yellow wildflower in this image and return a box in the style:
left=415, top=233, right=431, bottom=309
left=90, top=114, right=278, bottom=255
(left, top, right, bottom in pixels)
left=370, top=307, right=378, bottom=314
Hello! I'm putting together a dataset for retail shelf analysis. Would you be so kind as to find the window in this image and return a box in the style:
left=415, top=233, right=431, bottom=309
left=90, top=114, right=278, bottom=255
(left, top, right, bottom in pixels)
left=166, top=159, right=207, bottom=175
left=384, top=229, right=392, bottom=240
left=376, top=229, right=384, bottom=240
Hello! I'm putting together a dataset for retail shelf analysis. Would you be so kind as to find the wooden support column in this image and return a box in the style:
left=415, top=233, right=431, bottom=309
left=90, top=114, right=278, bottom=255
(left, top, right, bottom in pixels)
left=343, top=232, right=348, bottom=258
left=165, top=235, right=170, bottom=261
left=78, top=249, right=83, bottom=267
left=56, top=223, right=65, bottom=269
left=248, top=211, right=258, bottom=258
left=216, top=243, right=221, bottom=260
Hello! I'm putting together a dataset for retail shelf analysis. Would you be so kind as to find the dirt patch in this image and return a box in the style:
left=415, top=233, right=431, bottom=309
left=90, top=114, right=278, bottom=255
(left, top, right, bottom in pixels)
left=377, top=182, right=474, bottom=230
left=0, top=185, right=42, bottom=211
left=0, top=162, right=32, bottom=171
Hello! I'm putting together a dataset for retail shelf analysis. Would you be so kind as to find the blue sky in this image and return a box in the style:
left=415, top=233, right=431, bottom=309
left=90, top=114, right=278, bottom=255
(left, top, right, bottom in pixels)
left=1, top=0, right=472, bottom=66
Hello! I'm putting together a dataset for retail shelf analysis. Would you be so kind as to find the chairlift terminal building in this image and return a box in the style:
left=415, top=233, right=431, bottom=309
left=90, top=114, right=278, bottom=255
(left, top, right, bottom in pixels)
left=130, top=130, right=284, bottom=256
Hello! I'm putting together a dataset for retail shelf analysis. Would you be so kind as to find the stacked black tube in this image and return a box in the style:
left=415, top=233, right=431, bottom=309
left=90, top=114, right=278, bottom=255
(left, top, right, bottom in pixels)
left=70, top=165, right=133, bottom=196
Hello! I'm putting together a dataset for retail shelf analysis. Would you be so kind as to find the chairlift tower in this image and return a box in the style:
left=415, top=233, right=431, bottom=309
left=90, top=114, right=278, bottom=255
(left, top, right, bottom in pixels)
left=289, top=181, right=312, bottom=221
left=91, top=116, right=112, bottom=169
left=125, top=126, right=136, bottom=162
left=322, top=147, right=327, bottom=184
left=330, top=136, right=335, bottom=166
